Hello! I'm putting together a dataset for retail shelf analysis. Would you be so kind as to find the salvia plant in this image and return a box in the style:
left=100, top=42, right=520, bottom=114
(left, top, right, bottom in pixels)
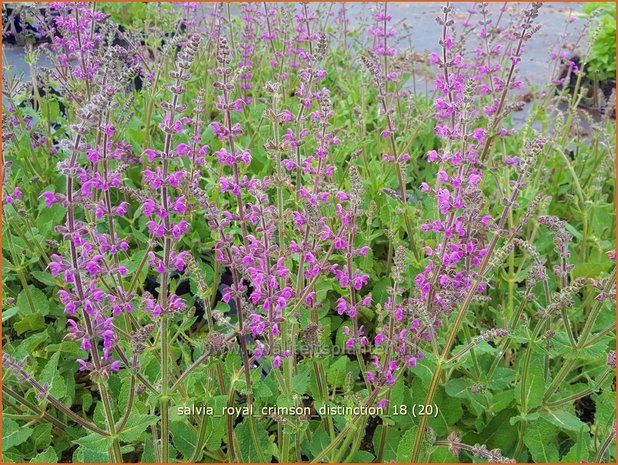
left=1, top=2, right=615, bottom=464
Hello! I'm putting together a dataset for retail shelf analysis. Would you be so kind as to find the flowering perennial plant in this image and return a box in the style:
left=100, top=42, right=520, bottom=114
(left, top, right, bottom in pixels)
left=1, top=2, right=615, bottom=464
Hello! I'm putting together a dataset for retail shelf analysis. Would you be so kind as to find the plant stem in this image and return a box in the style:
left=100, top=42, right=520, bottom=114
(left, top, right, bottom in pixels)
left=116, top=362, right=137, bottom=433
left=487, top=290, right=531, bottom=380
left=113, top=346, right=159, bottom=395
left=336, top=416, right=367, bottom=463
left=410, top=172, right=524, bottom=461
left=310, top=388, right=381, bottom=463
left=2, top=386, right=69, bottom=431
left=226, top=388, right=238, bottom=462
left=595, top=424, right=616, bottom=463
left=65, top=132, right=122, bottom=462
left=513, top=321, right=545, bottom=457
left=170, top=352, right=210, bottom=393
left=542, top=274, right=615, bottom=406
left=578, top=268, right=616, bottom=345
left=545, top=367, right=612, bottom=408
left=160, top=315, right=170, bottom=463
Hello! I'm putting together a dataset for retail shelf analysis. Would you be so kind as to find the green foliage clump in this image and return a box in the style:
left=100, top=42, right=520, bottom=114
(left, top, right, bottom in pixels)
left=583, top=2, right=616, bottom=80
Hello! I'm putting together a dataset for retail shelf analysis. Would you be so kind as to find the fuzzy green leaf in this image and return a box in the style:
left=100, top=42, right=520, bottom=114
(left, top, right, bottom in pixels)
left=14, top=313, right=45, bottom=335
left=292, top=370, right=310, bottom=395
left=372, top=425, right=399, bottom=462
left=2, top=418, right=33, bottom=451
left=307, top=428, right=330, bottom=460
left=540, top=409, right=589, bottom=432
left=326, top=356, right=349, bottom=388
left=2, top=306, right=19, bottom=323
left=39, top=352, right=67, bottom=399
left=72, top=432, right=112, bottom=453
left=170, top=421, right=197, bottom=459
left=562, top=426, right=591, bottom=463
left=523, top=419, right=559, bottom=462
left=72, top=445, right=109, bottom=463
left=204, top=395, right=227, bottom=451
left=351, top=450, right=375, bottom=462
left=30, top=423, right=53, bottom=450
left=117, top=414, right=158, bottom=443
left=396, top=426, right=423, bottom=462
left=445, top=378, right=472, bottom=398
left=515, top=352, right=544, bottom=411
left=235, top=419, right=271, bottom=462
left=30, top=447, right=58, bottom=463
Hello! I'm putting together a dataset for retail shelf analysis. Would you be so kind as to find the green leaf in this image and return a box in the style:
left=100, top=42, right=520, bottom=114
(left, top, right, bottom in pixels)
left=30, top=271, right=58, bottom=287
left=170, top=421, right=197, bottom=459
left=351, top=450, right=374, bottom=462
left=72, top=445, right=109, bottom=463
left=7, top=334, right=48, bottom=365
left=73, top=432, right=112, bottom=453
left=44, top=341, right=81, bottom=356
left=141, top=438, right=156, bottom=462
left=121, top=249, right=149, bottom=276
left=14, top=313, right=45, bottom=335
left=46, top=99, right=60, bottom=121
left=2, top=306, right=19, bottom=323
left=39, top=352, right=67, bottom=399
left=30, top=447, right=58, bottom=463
left=452, top=340, right=496, bottom=359
left=371, top=277, right=391, bottom=303
left=593, top=389, right=616, bottom=434
left=235, top=419, right=271, bottom=462
left=37, top=204, right=65, bottom=236
left=540, top=409, right=589, bottom=432
left=2, top=418, right=33, bottom=451
left=445, top=378, right=472, bottom=398
left=492, top=390, right=514, bottom=413
left=117, top=378, right=132, bottom=414
left=253, top=381, right=273, bottom=399
left=372, top=425, right=399, bottom=462
left=204, top=396, right=227, bottom=451
left=552, top=332, right=610, bottom=360
left=396, top=426, right=423, bottom=462
left=429, top=387, right=463, bottom=437
left=30, top=423, right=53, bottom=450
left=510, top=412, right=539, bottom=426
left=562, top=223, right=583, bottom=240
left=523, top=419, right=559, bottom=462
left=307, top=428, right=330, bottom=460
left=414, top=353, right=437, bottom=387
left=515, top=352, right=544, bottom=411
left=117, top=414, right=158, bottom=443
left=389, top=378, right=405, bottom=409
left=571, top=263, right=608, bottom=279
left=431, top=447, right=459, bottom=463
left=2, top=450, right=24, bottom=463
left=326, top=356, right=349, bottom=388
left=562, top=426, right=591, bottom=463
left=292, top=370, right=310, bottom=395
left=488, top=368, right=516, bottom=390
left=80, top=391, right=93, bottom=415
left=476, top=409, right=519, bottom=453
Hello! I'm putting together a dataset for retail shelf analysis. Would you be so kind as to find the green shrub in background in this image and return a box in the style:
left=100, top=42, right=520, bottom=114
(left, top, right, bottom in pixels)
left=98, top=2, right=171, bottom=27
left=583, top=2, right=616, bottom=81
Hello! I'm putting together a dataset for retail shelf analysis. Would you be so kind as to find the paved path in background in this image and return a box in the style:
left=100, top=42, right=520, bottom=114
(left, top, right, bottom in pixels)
left=356, top=2, right=583, bottom=86
left=3, top=0, right=586, bottom=128
left=3, top=2, right=583, bottom=86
